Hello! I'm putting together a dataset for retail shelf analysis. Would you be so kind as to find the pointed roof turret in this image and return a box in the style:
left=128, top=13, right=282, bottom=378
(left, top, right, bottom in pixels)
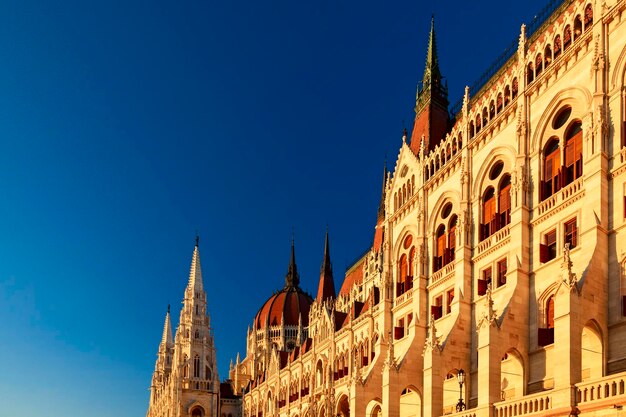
left=284, top=238, right=300, bottom=290
left=160, top=305, right=173, bottom=347
left=187, top=237, right=203, bottom=291
left=316, top=229, right=336, bottom=304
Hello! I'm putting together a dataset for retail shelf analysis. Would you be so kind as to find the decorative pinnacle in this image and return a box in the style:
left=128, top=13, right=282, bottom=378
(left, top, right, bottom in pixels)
left=285, top=237, right=300, bottom=290
left=422, top=15, right=442, bottom=89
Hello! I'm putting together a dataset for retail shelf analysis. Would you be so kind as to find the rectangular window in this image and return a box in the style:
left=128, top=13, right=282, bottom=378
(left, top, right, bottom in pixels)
left=540, top=229, right=557, bottom=263
left=497, top=258, right=507, bottom=287
left=394, top=318, right=405, bottom=339
left=564, top=218, right=577, bottom=249
left=478, top=267, right=492, bottom=296
left=446, top=289, right=454, bottom=314
left=431, top=296, right=443, bottom=320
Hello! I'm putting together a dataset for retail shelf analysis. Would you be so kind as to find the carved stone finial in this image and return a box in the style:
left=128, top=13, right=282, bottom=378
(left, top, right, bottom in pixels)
left=423, top=314, right=442, bottom=355
left=561, top=243, right=578, bottom=292
left=383, top=330, right=399, bottom=371
left=477, top=283, right=500, bottom=331
left=518, top=24, right=527, bottom=58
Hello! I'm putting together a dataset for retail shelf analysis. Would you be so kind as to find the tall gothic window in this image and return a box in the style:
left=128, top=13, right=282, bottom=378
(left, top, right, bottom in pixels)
left=193, top=355, right=200, bottom=378
left=564, top=122, right=583, bottom=184
left=396, top=235, right=414, bottom=296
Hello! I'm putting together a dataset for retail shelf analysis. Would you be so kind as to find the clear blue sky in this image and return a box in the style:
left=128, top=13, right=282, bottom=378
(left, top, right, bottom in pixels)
left=0, top=0, right=547, bottom=415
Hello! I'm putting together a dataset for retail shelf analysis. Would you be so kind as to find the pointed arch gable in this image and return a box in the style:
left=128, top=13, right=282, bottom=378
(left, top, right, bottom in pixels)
left=427, top=190, right=462, bottom=234
left=471, top=146, right=517, bottom=199
left=393, top=225, right=418, bottom=260
left=530, top=87, right=592, bottom=154
left=610, top=43, right=626, bottom=92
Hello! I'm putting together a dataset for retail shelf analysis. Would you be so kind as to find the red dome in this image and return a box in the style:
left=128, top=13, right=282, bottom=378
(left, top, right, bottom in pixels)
left=254, top=289, right=313, bottom=329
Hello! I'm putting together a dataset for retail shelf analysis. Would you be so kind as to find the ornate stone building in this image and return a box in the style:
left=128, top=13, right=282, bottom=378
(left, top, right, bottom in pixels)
left=228, top=0, right=626, bottom=416
left=146, top=241, right=228, bottom=417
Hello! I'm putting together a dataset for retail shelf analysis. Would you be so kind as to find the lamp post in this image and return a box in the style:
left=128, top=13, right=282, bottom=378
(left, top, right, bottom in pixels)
left=456, top=369, right=466, bottom=412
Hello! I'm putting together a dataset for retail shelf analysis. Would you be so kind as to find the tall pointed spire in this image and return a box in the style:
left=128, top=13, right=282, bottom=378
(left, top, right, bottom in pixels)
left=377, top=159, right=388, bottom=222
left=160, top=305, right=173, bottom=346
left=409, top=15, right=449, bottom=154
left=188, top=237, right=203, bottom=291
left=316, top=229, right=336, bottom=304
left=422, top=16, right=442, bottom=89
left=284, top=238, right=300, bottom=290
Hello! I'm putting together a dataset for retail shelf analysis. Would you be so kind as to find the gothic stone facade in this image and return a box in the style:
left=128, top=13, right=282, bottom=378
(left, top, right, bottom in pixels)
left=147, top=244, right=223, bottom=417
left=229, top=0, right=626, bottom=416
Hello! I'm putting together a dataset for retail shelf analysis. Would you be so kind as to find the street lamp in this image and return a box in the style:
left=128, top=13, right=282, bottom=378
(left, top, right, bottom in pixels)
left=456, top=369, right=466, bottom=412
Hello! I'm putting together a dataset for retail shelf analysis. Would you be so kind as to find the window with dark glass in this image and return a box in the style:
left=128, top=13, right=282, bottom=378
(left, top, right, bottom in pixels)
left=564, top=122, right=583, bottom=185
left=431, top=295, right=443, bottom=320
left=481, top=187, right=497, bottom=240
left=448, top=215, right=457, bottom=263
left=497, top=258, right=507, bottom=287
left=446, top=288, right=454, bottom=314
left=434, top=225, right=446, bottom=272
left=478, top=267, right=492, bottom=296
left=539, top=296, right=555, bottom=346
left=543, top=138, right=561, bottom=200
left=499, top=176, right=511, bottom=228
left=540, top=229, right=557, bottom=263
left=564, top=218, right=577, bottom=249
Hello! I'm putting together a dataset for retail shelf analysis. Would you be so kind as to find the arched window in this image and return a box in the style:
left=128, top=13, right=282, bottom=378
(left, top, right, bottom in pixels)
left=539, top=295, right=556, bottom=346
left=554, top=35, right=562, bottom=59
left=481, top=187, right=496, bottom=240
left=397, top=235, right=414, bottom=296
left=498, top=175, right=511, bottom=228
left=527, top=62, right=535, bottom=84
left=448, top=215, right=457, bottom=263
left=574, top=15, right=583, bottom=40
left=497, top=93, right=503, bottom=113
left=564, top=25, right=572, bottom=49
left=191, top=407, right=204, bottom=417
left=544, top=45, right=552, bottom=67
left=536, top=54, right=543, bottom=76
left=205, top=366, right=212, bottom=380
left=504, top=86, right=511, bottom=106
left=512, top=78, right=518, bottom=99
left=584, top=4, right=593, bottom=30
left=195, top=329, right=200, bottom=339
left=194, top=355, right=200, bottom=378
left=434, top=225, right=446, bottom=272
left=542, top=138, right=561, bottom=200
left=564, top=121, right=583, bottom=185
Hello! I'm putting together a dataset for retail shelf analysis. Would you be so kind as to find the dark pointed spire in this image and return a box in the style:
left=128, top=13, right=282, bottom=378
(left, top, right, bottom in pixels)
left=285, top=238, right=300, bottom=290
left=316, top=229, right=336, bottom=303
left=422, top=16, right=442, bottom=89
left=377, top=159, right=388, bottom=222
left=410, top=15, right=449, bottom=154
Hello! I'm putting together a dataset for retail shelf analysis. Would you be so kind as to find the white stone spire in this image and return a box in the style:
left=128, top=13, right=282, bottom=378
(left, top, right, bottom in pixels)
left=160, top=305, right=173, bottom=347
left=187, top=236, right=203, bottom=291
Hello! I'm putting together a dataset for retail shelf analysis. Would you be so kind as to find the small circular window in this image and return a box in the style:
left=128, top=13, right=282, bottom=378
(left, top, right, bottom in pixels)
left=441, top=203, right=452, bottom=219
left=403, top=234, right=413, bottom=249
left=489, top=161, right=504, bottom=180
left=553, top=106, right=572, bottom=130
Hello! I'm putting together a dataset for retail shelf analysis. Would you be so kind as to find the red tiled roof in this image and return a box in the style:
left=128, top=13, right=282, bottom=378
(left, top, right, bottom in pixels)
left=339, top=258, right=365, bottom=296
left=255, top=289, right=313, bottom=330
